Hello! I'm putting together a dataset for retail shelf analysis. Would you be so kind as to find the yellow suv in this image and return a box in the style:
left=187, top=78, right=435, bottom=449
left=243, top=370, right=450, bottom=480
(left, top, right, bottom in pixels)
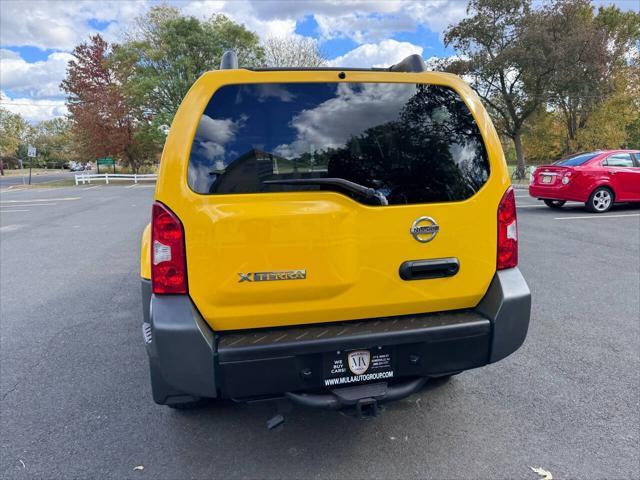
left=140, top=52, right=531, bottom=413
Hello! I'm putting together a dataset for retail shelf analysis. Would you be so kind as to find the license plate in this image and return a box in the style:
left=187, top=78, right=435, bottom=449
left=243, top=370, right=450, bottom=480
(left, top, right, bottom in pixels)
left=323, top=347, right=394, bottom=387
left=541, top=175, right=553, bottom=184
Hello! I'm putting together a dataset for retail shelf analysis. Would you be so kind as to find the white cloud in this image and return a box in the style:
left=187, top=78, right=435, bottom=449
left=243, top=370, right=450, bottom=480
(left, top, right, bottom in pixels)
left=2, top=0, right=637, bottom=56
left=181, top=0, right=467, bottom=44
left=328, top=39, right=423, bottom=68
left=182, top=1, right=297, bottom=39
left=0, top=91, right=68, bottom=123
left=0, top=49, right=72, bottom=98
left=404, top=1, right=469, bottom=37
left=0, top=0, right=466, bottom=56
left=0, top=49, right=20, bottom=60
left=315, top=13, right=414, bottom=44
left=183, top=0, right=406, bottom=42
left=0, top=0, right=146, bottom=50
left=313, top=1, right=466, bottom=44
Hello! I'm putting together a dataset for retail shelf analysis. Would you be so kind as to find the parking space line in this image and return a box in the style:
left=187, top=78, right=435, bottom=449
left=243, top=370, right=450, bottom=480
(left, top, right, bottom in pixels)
left=125, top=183, right=138, bottom=189
left=516, top=205, right=547, bottom=208
left=0, top=209, right=30, bottom=213
left=0, top=197, right=80, bottom=204
left=0, top=188, right=27, bottom=193
left=82, top=186, right=100, bottom=190
left=0, top=224, right=24, bottom=231
left=554, top=213, right=640, bottom=220
left=1, top=203, right=57, bottom=207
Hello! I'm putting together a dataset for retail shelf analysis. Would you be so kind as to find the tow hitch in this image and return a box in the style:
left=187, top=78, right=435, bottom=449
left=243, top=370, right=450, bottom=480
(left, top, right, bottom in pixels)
left=285, top=377, right=428, bottom=412
left=356, top=397, right=379, bottom=417
left=260, top=378, right=427, bottom=429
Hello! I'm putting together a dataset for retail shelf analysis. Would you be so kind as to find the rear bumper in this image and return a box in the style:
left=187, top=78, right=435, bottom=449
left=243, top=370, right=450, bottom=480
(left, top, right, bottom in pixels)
left=529, top=183, right=585, bottom=202
left=141, top=268, right=531, bottom=406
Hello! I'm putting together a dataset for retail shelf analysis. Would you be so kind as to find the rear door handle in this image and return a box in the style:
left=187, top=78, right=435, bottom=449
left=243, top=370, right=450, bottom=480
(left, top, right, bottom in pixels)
left=399, top=258, right=460, bottom=281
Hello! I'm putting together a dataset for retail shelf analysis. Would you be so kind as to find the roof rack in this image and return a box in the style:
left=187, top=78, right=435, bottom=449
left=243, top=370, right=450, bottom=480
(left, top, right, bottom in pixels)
left=221, top=50, right=427, bottom=73
left=220, top=50, right=238, bottom=70
left=388, top=54, right=427, bottom=73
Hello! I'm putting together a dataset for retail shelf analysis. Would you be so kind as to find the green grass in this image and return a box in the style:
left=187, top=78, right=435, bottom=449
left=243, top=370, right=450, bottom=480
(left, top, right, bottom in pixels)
left=507, top=165, right=531, bottom=186
left=1, top=168, right=66, bottom=176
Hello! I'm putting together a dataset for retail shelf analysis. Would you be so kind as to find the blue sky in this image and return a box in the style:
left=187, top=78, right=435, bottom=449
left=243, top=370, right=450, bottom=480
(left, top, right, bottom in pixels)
left=0, top=0, right=637, bottom=122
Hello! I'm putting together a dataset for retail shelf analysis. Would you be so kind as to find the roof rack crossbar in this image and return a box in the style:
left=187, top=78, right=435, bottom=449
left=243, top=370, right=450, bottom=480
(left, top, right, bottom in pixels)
left=220, top=51, right=427, bottom=72
left=389, top=54, right=427, bottom=73
left=220, top=50, right=238, bottom=70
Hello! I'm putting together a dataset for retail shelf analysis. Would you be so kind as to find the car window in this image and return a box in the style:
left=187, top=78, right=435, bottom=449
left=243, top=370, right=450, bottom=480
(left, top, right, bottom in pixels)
left=187, top=82, right=490, bottom=205
left=554, top=152, right=600, bottom=166
left=603, top=153, right=634, bottom=167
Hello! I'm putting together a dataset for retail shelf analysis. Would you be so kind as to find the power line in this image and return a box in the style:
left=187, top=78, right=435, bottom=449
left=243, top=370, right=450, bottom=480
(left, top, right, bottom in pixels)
left=0, top=102, right=67, bottom=107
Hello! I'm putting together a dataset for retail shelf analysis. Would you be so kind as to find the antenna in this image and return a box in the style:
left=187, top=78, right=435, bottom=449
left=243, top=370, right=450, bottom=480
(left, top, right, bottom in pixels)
left=389, top=54, right=427, bottom=73
left=220, top=50, right=238, bottom=70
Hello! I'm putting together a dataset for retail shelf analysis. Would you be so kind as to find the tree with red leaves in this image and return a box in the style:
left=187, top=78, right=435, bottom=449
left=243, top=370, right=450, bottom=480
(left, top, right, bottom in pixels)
left=61, top=35, right=155, bottom=173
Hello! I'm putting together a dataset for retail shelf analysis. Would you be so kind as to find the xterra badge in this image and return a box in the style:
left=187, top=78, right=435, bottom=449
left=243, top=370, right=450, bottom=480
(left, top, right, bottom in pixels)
left=238, top=270, right=307, bottom=283
left=410, top=216, right=439, bottom=243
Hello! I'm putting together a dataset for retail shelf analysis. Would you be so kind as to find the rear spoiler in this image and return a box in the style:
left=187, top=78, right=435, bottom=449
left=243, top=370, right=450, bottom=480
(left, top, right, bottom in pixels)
left=220, top=51, right=428, bottom=73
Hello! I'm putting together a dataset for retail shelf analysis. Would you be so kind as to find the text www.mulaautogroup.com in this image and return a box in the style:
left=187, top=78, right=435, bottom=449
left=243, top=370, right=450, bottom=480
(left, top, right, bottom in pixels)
left=324, top=371, right=394, bottom=386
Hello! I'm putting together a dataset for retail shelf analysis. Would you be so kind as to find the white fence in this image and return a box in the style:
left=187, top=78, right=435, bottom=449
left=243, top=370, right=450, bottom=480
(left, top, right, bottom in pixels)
left=75, top=173, right=157, bottom=185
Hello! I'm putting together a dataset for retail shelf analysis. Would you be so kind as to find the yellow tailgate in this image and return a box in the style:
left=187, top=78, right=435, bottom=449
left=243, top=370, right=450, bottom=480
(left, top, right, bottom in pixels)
left=153, top=69, right=510, bottom=331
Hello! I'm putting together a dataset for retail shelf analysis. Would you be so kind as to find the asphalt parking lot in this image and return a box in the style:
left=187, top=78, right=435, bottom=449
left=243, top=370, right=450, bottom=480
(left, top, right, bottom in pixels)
left=1, top=184, right=638, bottom=479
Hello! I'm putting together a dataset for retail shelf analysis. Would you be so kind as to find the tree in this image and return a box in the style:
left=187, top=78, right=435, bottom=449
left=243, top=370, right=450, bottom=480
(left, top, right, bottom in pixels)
left=521, top=108, right=564, bottom=165
left=545, top=1, right=640, bottom=151
left=61, top=35, right=156, bottom=173
left=444, top=0, right=558, bottom=177
left=0, top=107, right=29, bottom=174
left=574, top=71, right=639, bottom=150
left=114, top=7, right=264, bottom=127
left=30, top=118, right=76, bottom=168
left=61, top=35, right=124, bottom=160
left=263, top=36, right=327, bottom=67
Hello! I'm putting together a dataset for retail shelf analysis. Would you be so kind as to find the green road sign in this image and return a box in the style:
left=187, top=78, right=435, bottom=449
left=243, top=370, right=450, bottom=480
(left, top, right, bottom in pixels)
left=97, top=157, right=115, bottom=165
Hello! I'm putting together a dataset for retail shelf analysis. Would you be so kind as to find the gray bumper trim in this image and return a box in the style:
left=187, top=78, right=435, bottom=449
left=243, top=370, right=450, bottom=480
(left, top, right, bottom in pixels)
left=476, top=268, right=531, bottom=363
left=146, top=294, right=217, bottom=401
left=141, top=267, right=530, bottom=404
left=141, top=278, right=151, bottom=324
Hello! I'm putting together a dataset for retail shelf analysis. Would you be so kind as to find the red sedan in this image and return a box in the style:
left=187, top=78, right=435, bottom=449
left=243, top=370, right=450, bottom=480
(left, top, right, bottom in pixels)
left=529, top=150, right=640, bottom=213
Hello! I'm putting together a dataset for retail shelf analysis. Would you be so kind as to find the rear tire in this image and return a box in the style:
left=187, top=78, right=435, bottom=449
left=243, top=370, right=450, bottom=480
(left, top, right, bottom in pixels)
left=544, top=199, right=566, bottom=209
left=586, top=187, right=614, bottom=213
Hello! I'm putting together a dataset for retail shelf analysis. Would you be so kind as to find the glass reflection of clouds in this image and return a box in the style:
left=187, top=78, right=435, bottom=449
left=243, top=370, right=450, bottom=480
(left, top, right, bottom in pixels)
left=274, top=83, right=415, bottom=159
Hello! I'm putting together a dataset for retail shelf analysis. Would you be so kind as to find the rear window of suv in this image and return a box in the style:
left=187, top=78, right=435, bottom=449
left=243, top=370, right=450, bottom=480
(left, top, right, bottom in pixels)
left=188, top=82, right=490, bottom=205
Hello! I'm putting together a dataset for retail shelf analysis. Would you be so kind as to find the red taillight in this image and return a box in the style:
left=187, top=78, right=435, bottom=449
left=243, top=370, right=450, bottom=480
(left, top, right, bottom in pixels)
left=497, top=187, right=518, bottom=270
left=151, top=202, right=187, bottom=294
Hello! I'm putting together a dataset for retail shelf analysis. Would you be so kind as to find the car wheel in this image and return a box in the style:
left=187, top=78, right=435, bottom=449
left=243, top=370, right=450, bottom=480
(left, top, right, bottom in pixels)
left=544, top=199, right=566, bottom=209
left=587, top=187, right=614, bottom=213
